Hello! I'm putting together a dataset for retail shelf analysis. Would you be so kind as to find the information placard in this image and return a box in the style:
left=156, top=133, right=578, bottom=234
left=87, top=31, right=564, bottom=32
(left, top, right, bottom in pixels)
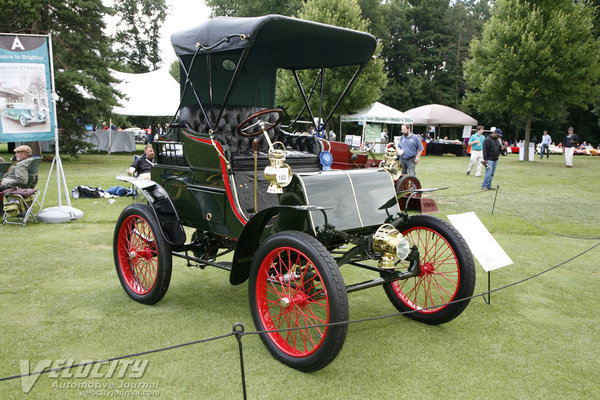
left=448, top=211, right=513, bottom=272
left=0, top=35, right=54, bottom=142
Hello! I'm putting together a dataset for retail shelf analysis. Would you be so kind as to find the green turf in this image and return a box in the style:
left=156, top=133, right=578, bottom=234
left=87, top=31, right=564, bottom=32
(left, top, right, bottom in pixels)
left=0, top=150, right=598, bottom=399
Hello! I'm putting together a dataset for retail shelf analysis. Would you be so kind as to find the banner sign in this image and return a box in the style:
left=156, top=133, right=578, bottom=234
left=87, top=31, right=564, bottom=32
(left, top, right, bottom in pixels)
left=0, top=34, right=54, bottom=142
left=364, top=123, right=381, bottom=143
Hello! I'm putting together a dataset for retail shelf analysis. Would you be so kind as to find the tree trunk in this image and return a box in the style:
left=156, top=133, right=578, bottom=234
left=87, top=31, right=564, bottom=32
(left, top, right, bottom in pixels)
left=523, top=114, right=532, bottom=161
left=26, top=141, right=42, bottom=157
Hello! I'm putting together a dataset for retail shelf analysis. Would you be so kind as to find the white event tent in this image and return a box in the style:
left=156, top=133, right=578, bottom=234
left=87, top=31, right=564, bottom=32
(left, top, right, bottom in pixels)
left=110, top=68, right=180, bottom=116
left=81, top=68, right=181, bottom=153
left=404, top=104, right=477, bottom=127
left=340, top=102, right=413, bottom=146
left=340, top=101, right=413, bottom=126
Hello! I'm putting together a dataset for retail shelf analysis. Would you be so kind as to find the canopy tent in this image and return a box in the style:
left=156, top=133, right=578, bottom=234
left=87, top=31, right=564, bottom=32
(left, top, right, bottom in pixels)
left=110, top=68, right=180, bottom=116
left=340, top=102, right=413, bottom=125
left=339, top=102, right=413, bottom=148
left=404, top=104, right=477, bottom=126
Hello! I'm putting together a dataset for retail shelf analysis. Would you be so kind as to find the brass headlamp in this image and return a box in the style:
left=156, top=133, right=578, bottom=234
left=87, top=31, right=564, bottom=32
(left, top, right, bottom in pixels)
left=379, top=146, right=401, bottom=180
left=264, top=141, right=292, bottom=194
left=372, top=224, right=411, bottom=269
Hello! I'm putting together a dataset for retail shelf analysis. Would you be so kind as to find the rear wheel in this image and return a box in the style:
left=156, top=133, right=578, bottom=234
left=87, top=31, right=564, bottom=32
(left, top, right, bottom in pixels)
left=113, top=204, right=172, bottom=305
left=383, top=215, right=475, bottom=325
left=249, top=231, right=349, bottom=372
left=395, top=175, right=421, bottom=196
left=19, top=115, right=28, bottom=127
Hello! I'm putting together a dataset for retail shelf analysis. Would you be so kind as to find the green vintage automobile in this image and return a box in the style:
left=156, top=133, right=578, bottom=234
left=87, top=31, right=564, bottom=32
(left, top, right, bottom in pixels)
left=3, top=102, right=47, bottom=127
left=114, top=15, right=475, bottom=372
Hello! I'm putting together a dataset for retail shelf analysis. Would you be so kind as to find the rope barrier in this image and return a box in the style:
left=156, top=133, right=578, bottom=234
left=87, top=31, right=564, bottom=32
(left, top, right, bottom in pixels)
left=2, top=239, right=597, bottom=386
left=1, top=186, right=598, bottom=400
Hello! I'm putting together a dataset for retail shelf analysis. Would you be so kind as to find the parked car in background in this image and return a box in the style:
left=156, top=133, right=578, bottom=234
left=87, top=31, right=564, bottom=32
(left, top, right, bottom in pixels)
left=124, top=127, right=148, bottom=144
left=2, top=103, right=47, bottom=127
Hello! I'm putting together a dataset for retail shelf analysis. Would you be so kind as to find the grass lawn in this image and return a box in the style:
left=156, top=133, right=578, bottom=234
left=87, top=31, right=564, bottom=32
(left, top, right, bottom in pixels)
left=0, top=147, right=598, bottom=399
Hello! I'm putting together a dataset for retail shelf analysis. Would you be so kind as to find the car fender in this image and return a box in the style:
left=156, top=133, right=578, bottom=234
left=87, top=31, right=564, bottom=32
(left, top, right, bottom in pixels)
left=229, top=204, right=327, bottom=285
left=116, top=175, right=186, bottom=247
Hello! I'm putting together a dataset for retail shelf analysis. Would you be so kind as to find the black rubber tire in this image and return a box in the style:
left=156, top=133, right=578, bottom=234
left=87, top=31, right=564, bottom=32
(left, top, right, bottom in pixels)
left=383, top=215, right=475, bottom=325
left=248, top=231, right=349, bottom=372
left=113, top=203, right=172, bottom=305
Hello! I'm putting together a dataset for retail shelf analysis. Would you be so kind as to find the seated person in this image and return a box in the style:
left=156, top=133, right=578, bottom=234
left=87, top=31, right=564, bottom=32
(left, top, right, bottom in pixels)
left=0, top=145, right=34, bottom=191
left=127, top=144, right=155, bottom=179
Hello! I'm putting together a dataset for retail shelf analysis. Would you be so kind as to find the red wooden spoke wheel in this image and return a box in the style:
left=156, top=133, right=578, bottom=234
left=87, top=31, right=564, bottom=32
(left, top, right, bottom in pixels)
left=114, top=204, right=172, bottom=305
left=249, top=231, right=348, bottom=372
left=383, top=215, right=475, bottom=325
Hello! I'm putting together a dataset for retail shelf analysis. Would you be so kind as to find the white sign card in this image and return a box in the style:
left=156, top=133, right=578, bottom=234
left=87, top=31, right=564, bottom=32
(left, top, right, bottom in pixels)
left=447, top=212, right=513, bottom=272
left=462, top=125, right=472, bottom=138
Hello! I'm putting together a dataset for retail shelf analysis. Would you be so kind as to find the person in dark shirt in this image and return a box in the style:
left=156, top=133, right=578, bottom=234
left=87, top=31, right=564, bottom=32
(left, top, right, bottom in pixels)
left=481, top=128, right=505, bottom=191
left=562, top=127, right=579, bottom=168
left=127, top=144, right=155, bottom=179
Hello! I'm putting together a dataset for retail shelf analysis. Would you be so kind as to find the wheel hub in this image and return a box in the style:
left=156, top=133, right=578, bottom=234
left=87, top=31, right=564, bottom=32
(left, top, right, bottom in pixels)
left=280, top=292, right=309, bottom=309
left=420, top=262, right=435, bottom=275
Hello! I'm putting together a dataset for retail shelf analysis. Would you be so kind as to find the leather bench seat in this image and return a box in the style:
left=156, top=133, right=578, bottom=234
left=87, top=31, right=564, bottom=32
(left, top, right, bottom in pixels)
left=180, top=105, right=321, bottom=171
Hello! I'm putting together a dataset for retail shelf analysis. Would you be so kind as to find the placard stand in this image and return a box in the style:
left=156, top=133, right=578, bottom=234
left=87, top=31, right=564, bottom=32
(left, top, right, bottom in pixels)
left=447, top=211, right=513, bottom=306
left=36, top=34, right=83, bottom=223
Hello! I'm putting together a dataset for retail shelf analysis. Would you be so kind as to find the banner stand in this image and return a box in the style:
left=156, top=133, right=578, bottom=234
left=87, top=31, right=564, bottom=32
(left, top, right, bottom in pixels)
left=36, top=34, right=83, bottom=223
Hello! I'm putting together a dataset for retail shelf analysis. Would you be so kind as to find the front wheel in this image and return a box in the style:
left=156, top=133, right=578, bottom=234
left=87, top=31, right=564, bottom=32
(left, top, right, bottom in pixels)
left=249, top=231, right=349, bottom=372
left=383, top=215, right=475, bottom=325
left=113, top=203, right=172, bottom=305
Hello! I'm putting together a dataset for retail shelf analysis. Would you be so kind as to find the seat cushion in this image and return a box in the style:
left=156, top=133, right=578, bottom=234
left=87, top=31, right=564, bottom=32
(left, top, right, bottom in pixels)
left=179, top=105, right=321, bottom=171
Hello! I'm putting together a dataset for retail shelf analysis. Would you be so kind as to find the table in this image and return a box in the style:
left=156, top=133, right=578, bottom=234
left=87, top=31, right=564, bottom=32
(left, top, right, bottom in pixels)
left=425, top=142, right=465, bottom=156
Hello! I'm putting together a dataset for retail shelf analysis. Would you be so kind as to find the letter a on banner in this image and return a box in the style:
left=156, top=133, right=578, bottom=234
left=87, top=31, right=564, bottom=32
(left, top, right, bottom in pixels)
left=0, top=34, right=55, bottom=142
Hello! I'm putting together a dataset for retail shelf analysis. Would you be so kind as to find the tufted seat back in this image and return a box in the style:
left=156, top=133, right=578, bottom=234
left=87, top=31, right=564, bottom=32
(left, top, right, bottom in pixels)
left=179, top=105, right=321, bottom=170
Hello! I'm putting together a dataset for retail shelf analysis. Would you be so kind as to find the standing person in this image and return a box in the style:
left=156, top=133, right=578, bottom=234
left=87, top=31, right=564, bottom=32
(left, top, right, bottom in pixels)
left=397, top=124, right=423, bottom=176
left=481, top=128, right=504, bottom=191
left=381, top=128, right=388, bottom=144
left=147, top=125, right=154, bottom=144
left=540, top=130, right=552, bottom=159
left=466, top=125, right=485, bottom=176
left=562, top=127, right=579, bottom=167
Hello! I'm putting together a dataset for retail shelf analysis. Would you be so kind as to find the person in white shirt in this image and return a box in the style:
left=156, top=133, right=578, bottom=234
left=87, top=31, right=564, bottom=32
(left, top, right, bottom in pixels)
left=540, top=130, right=552, bottom=159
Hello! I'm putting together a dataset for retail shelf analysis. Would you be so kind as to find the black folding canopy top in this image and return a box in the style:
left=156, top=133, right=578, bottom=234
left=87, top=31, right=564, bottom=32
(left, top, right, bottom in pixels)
left=171, top=14, right=377, bottom=69
left=171, top=15, right=377, bottom=129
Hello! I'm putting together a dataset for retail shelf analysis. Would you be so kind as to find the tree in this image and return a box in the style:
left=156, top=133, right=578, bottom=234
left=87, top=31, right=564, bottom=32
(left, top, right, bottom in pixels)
left=276, top=0, right=388, bottom=128
left=464, top=0, right=600, bottom=160
left=444, top=0, right=491, bottom=107
left=206, top=0, right=303, bottom=17
left=169, top=60, right=180, bottom=84
left=112, top=0, right=168, bottom=72
left=0, top=0, right=121, bottom=156
left=380, top=0, right=455, bottom=111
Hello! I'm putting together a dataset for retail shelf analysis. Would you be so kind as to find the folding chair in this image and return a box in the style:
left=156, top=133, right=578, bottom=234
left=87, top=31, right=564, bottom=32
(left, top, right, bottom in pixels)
left=0, top=161, right=12, bottom=176
left=2, top=157, right=43, bottom=226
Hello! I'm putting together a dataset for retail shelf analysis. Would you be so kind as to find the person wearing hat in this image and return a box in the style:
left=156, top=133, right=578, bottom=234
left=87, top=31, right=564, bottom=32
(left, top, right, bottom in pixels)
left=0, top=145, right=35, bottom=191
left=562, top=127, right=579, bottom=167
left=481, top=128, right=505, bottom=191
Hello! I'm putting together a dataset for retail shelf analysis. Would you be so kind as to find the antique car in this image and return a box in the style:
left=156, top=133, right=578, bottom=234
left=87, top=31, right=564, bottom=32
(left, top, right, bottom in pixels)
left=2, top=102, right=47, bottom=127
left=124, top=127, right=148, bottom=144
left=113, top=15, right=475, bottom=372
